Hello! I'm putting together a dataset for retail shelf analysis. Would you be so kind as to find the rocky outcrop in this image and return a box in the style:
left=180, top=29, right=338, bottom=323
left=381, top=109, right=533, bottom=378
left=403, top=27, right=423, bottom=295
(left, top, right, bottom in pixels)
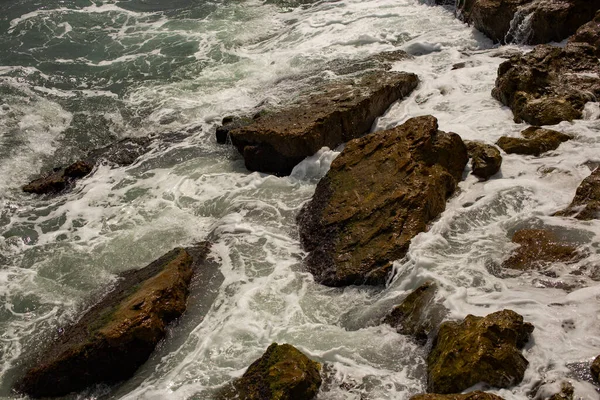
left=502, top=229, right=580, bottom=271
left=221, top=343, right=322, bottom=400
left=15, top=244, right=215, bottom=398
left=220, top=71, right=419, bottom=176
left=297, top=116, right=467, bottom=287
left=569, top=11, right=600, bottom=57
left=23, top=137, right=152, bottom=195
left=492, top=43, right=600, bottom=126
left=555, top=168, right=600, bottom=220
left=464, top=140, right=502, bottom=180
left=427, top=309, right=534, bottom=394
left=410, top=392, right=504, bottom=400
left=591, top=355, right=600, bottom=382
left=383, top=281, right=447, bottom=344
left=496, top=127, right=572, bottom=156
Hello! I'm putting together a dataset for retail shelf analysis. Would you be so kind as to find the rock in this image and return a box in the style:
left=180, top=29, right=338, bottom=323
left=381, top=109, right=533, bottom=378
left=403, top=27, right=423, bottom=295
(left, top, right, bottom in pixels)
left=410, top=392, right=505, bottom=400
left=216, top=116, right=254, bottom=144
left=427, top=309, right=534, bottom=394
left=591, top=355, right=600, bottom=382
left=569, top=11, right=600, bottom=57
left=14, top=244, right=214, bottom=398
left=458, top=0, right=529, bottom=44
left=222, top=71, right=419, bottom=176
left=492, top=43, right=600, bottom=125
left=23, top=137, right=152, bottom=195
left=464, top=140, right=502, bottom=180
left=383, top=281, right=447, bottom=344
left=496, top=127, right=571, bottom=156
left=221, top=343, right=322, bottom=400
left=555, top=168, right=600, bottom=220
left=547, top=382, right=574, bottom=400
left=297, top=115, right=467, bottom=286
left=525, top=0, right=600, bottom=44
left=502, top=229, right=580, bottom=271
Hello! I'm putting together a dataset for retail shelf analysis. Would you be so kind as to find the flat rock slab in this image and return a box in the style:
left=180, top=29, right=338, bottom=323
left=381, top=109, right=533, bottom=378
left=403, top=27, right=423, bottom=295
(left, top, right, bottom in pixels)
left=496, top=127, right=572, bottom=156
left=427, top=309, right=534, bottom=394
left=297, top=115, right=467, bottom=287
left=411, top=392, right=504, bottom=400
left=224, top=71, right=419, bottom=176
left=464, top=140, right=502, bottom=180
left=555, top=168, right=600, bottom=220
left=15, top=243, right=215, bottom=398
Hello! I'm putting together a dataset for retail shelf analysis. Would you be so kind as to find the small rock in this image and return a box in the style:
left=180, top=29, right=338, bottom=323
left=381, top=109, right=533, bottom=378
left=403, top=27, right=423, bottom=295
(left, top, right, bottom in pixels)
left=546, top=382, right=574, bottom=400
left=555, top=168, right=600, bottom=220
left=410, top=392, right=505, bottom=400
left=496, top=127, right=572, bottom=156
left=464, top=140, right=502, bottom=180
left=591, top=355, right=600, bottom=383
left=427, top=309, right=534, bottom=394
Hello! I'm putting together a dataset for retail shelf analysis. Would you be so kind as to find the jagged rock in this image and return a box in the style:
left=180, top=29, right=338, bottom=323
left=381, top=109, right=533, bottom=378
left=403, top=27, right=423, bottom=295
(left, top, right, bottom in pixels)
left=220, top=343, right=322, bottom=400
left=383, top=281, right=447, bottom=344
left=221, top=71, right=419, bottom=176
left=297, top=116, right=467, bottom=286
left=555, top=168, right=600, bottom=220
left=23, top=137, right=152, bottom=195
left=492, top=43, right=600, bottom=125
left=569, top=11, right=600, bottom=56
left=591, top=355, right=600, bottom=382
left=496, top=127, right=572, bottom=156
left=502, top=229, right=580, bottom=271
left=464, top=140, right=502, bottom=180
left=410, top=392, right=505, bottom=400
left=14, top=244, right=216, bottom=398
left=547, top=382, right=574, bottom=400
left=427, top=309, right=534, bottom=394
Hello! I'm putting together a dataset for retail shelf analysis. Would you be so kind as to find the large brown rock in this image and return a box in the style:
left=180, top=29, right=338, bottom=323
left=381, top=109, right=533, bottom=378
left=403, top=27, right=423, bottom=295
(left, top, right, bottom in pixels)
left=427, top=309, right=534, bottom=394
left=569, top=11, right=600, bottom=57
left=555, top=168, right=600, bottom=220
left=502, top=229, right=581, bottom=271
left=492, top=43, right=600, bottom=125
left=223, top=71, right=419, bottom=176
left=220, top=343, right=322, bottom=400
left=383, top=281, right=447, bottom=344
left=464, top=140, right=502, bottom=180
left=496, top=127, right=572, bottom=156
left=14, top=244, right=216, bottom=398
left=411, top=392, right=504, bottom=400
left=297, top=116, right=467, bottom=286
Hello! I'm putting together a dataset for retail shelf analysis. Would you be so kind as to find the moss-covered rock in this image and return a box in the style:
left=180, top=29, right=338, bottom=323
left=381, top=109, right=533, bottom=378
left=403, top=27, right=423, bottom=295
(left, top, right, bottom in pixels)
left=410, top=392, right=504, bottom=400
left=223, top=343, right=322, bottom=400
left=383, top=281, right=446, bottom=344
left=496, top=127, right=572, bottom=156
left=297, top=115, right=468, bottom=286
left=464, top=140, right=502, bottom=180
left=555, top=168, right=600, bottom=220
left=427, top=309, right=534, bottom=394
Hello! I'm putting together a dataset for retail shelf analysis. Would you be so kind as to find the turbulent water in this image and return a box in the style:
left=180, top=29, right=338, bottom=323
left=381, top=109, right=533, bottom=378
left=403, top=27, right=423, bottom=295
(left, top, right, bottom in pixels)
left=1, top=0, right=600, bottom=399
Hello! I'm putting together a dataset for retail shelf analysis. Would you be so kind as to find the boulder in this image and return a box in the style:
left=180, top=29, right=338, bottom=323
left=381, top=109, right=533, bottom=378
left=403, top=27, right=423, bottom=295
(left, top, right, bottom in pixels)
left=297, top=116, right=467, bottom=286
left=464, top=140, right=502, bottom=180
left=23, top=137, right=152, bottom=195
left=492, top=43, right=600, bottom=125
left=555, top=168, right=600, bottom=220
left=221, top=343, right=322, bottom=400
left=410, top=392, right=504, bottom=400
left=222, top=71, right=419, bottom=176
left=427, top=309, right=534, bottom=394
left=383, top=281, right=447, bottom=344
left=591, top=355, right=600, bottom=382
left=496, top=127, right=572, bottom=156
left=502, top=229, right=580, bottom=271
left=569, top=11, right=600, bottom=57
left=14, top=244, right=215, bottom=398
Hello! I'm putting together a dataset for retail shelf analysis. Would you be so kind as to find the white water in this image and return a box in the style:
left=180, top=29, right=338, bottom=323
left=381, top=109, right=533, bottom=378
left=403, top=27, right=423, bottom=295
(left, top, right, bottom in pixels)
left=1, top=0, right=600, bottom=399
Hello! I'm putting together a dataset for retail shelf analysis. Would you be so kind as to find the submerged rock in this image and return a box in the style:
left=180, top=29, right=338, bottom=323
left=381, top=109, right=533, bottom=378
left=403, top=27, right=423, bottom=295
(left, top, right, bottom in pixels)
left=221, top=343, right=322, bottom=400
left=410, top=392, right=504, bottom=400
left=591, top=355, right=600, bottom=382
left=427, top=309, right=534, bottom=394
left=496, top=127, right=572, bottom=156
left=15, top=244, right=214, bottom=398
left=221, top=71, right=419, bottom=176
left=502, top=229, right=581, bottom=271
left=464, top=140, right=502, bottom=180
left=23, top=137, right=152, bottom=195
left=492, top=43, right=600, bottom=125
left=547, top=382, right=574, bottom=400
left=383, top=281, right=447, bottom=344
left=569, top=11, right=600, bottom=57
left=555, top=168, right=600, bottom=220
left=297, top=116, right=467, bottom=286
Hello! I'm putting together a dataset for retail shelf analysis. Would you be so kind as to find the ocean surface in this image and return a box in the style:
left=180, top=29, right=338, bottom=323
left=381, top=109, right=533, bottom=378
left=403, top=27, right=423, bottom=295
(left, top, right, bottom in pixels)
left=1, top=0, right=600, bottom=398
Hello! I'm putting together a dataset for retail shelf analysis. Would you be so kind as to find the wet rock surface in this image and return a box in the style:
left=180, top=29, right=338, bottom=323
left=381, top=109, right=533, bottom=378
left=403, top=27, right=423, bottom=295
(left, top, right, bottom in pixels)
left=547, top=382, right=574, bottom=400
left=464, top=140, right=502, bottom=180
left=427, top=309, right=534, bottom=394
left=502, top=229, right=580, bottom=271
left=220, top=343, right=322, bottom=400
left=14, top=243, right=214, bottom=398
left=410, top=392, right=505, bottom=400
left=383, top=281, right=447, bottom=344
left=555, top=168, right=600, bottom=220
left=492, top=43, right=600, bottom=126
left=569, top=11, right=600, bottom=56
left=297, top=116, right=467, bottom=286
left=496, top=127, right=572, bottom=156
left=221, top=70, right=419, bottom=176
